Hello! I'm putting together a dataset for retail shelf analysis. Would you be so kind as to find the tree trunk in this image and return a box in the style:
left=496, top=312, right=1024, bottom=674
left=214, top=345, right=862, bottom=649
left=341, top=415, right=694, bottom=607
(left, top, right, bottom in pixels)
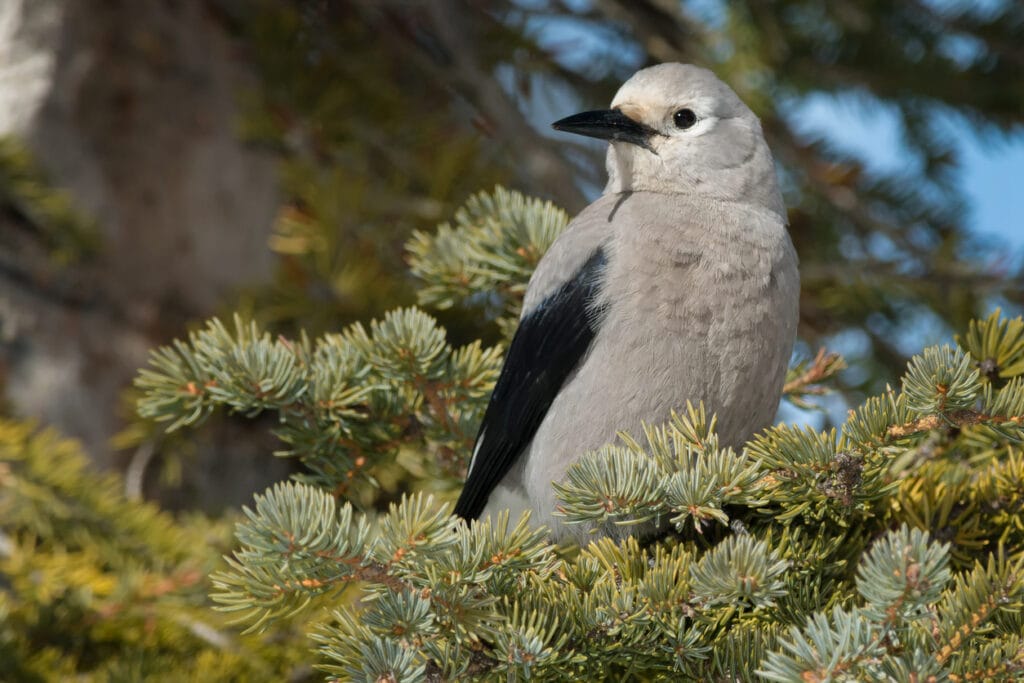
left=0, top=0, right=289, bottom=505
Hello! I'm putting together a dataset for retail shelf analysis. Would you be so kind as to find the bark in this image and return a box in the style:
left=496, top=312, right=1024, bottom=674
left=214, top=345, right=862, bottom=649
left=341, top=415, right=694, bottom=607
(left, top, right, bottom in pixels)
left=0, top=0, right=289, bottom=505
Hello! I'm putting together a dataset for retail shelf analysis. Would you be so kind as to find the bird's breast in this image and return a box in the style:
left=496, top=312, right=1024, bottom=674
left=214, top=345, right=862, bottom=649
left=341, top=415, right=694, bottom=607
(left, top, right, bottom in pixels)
left=589, top=202, right=797, bottom=442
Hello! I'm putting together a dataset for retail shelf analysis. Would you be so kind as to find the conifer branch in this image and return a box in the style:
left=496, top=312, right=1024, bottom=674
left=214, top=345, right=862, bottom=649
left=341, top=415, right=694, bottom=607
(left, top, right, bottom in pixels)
left=123, top=187, right=1024, bottom=678
left=783, top=349, right=846, bottom=408
left=886, top=408, right=1024, bottom=440
left=135, top=310, right=501, bottom=496
left=407, top=186, right=570, bottom=334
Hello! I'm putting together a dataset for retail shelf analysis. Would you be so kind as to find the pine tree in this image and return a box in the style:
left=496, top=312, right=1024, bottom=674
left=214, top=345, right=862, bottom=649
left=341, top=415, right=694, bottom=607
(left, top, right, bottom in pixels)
left=131, top=188, right=1024, bottom=681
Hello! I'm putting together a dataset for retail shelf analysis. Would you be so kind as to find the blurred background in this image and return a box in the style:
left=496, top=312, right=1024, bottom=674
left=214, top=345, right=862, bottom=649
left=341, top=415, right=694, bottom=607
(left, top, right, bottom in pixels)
left=1, top=0, right=1022, bottom=512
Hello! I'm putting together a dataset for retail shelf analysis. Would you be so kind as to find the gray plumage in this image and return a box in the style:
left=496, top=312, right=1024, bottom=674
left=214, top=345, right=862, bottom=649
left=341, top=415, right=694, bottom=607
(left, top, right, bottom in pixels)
left=455, top=63, right=799, bottom=542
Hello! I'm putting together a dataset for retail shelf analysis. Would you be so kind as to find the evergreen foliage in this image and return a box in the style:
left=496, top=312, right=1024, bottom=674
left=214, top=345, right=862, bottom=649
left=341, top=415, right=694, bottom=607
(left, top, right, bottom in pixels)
left=0, top=420, right=316, bottom=681
left=131, top=188, right=1024, bottom=680
left=136, top=309, right=502, bottom=505
left=408, top=187, right=571, bottom=338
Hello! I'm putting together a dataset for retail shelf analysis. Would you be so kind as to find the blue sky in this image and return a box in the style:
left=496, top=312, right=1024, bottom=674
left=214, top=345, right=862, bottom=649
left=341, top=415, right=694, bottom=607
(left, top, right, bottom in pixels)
left=791, top=93, right=1024, bottom=251
left=962, top=137, right=1024, bottom=249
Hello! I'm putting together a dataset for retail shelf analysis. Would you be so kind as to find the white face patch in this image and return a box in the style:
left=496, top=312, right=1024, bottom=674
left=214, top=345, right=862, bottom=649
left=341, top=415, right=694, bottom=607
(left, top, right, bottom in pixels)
left=599, top=62, right=770, bottom=200
left=681, top=94, right=718, bottom=118
left=665, top=93, right=719, bottom=136
left=674, top=115, right=718, bottom=138
left=610, top=94, right=720, bottom=140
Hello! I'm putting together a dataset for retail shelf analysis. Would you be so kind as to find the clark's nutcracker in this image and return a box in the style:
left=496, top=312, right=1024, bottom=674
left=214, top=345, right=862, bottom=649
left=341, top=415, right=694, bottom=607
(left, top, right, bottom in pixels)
left=454, top=63, right=800, bottom=540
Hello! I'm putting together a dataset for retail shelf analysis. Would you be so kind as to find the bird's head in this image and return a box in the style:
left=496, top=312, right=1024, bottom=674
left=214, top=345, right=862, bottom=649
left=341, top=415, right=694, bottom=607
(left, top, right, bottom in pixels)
left=552, top=63, right=783, bottom=214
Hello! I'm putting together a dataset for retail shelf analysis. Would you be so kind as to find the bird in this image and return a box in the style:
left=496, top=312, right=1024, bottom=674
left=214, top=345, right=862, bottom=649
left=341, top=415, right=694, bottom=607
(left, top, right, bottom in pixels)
left=453, top=63, right=800, bottom=541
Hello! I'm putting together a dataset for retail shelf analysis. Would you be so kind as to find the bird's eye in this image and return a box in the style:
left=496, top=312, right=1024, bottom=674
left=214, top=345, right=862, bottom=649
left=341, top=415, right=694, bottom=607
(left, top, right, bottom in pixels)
left=673, top=109, right=697, bottom=129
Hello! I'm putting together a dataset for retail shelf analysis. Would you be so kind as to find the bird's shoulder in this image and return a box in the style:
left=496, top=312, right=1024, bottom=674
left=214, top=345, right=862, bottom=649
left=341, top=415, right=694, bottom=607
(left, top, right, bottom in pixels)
left=522, top=193, right=621, bottom=312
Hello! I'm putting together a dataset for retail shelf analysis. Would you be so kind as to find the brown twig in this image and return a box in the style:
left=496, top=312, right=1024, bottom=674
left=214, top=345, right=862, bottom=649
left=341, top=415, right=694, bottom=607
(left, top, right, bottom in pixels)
left=886, top=409, right=1024, bottom=440
left=783, top=348, right=845, bottom=396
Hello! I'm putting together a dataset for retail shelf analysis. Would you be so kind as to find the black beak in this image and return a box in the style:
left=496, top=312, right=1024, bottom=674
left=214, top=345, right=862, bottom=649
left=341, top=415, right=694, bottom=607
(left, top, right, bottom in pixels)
left=551, top=109, right=658, bottom=151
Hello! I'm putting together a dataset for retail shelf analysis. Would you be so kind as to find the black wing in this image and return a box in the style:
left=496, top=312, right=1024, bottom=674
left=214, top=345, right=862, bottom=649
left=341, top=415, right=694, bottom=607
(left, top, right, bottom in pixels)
left=454, top=247, right=608, bottom=520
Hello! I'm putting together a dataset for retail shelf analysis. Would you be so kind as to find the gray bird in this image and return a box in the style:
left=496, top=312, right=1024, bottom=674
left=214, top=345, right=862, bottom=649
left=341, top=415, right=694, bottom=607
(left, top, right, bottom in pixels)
left=454, top=63, right=800, bottom=541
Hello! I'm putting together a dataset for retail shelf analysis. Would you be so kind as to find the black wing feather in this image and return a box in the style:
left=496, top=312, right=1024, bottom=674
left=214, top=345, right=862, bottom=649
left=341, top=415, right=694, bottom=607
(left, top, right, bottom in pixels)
left=454, top=247, right=608, bottom=520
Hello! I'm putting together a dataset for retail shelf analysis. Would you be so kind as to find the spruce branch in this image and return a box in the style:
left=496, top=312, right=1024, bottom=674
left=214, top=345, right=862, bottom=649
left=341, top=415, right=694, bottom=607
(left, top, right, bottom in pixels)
left=125, top=202, right=1024, bottom=680
left=855, top=525, right=951, bottom=626
left=211, top=482, right=376, bottom=632
left=213, top=485, right=564, bottom=676
left=783, top=348, right=847, bottom=410
left=689, top=535, right=789, bottom=610
left=487, top=598, right=577, bottom=679
left=664, top=447, right=764, bottom=532
left=314, top=619, right=428, bottom=683
left=901, top=345, right=981, bottom=416
left=885, top=407, right=1024, bottom=440
left=882, top=362, right=1024, bottom=443
left=958, top=309, right=1024, bottom=385
left=932, top=550, right=1024, bottom=667
left=750, top=424, right=893, bottom=520
left=758, top=606, right=887, bottom=682
left=0, top=420, right=190, bottom=565
left=136, top=309, right=501, bottom=495
left=407, top=186, right=570, bottom=332
left=841, top=385, right=912, bottom=448
left=554, top=445, right=668, bottom=528
left=946, top=636, right=1024, bottom=682
left=555, top=405, right=764, bottom=534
